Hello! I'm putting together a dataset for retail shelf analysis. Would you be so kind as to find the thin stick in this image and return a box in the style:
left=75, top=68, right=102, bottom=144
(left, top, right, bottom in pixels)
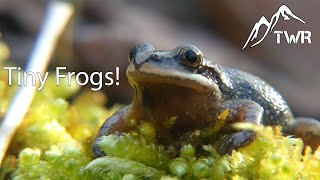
left=0, top=1, right=74, bottom=165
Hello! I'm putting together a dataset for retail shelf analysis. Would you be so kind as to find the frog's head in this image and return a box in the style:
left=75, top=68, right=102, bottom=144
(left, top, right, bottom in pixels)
left=127, top=43, right=229, bottom=94
left=126, top=43, right=230, bottom=127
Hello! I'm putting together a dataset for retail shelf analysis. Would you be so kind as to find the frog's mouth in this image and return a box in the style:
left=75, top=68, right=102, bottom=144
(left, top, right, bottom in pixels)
left=134, top=73, right=209, bottom=92
left=127, top=69, right=217, bottom=93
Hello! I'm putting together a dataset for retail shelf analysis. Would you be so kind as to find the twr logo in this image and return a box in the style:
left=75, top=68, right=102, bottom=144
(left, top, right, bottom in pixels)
left=242, top=5, right=312, bottom=50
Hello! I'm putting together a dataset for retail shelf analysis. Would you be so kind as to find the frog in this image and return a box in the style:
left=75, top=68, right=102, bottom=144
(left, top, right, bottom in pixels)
left=93, top=43, right=320, bottom=157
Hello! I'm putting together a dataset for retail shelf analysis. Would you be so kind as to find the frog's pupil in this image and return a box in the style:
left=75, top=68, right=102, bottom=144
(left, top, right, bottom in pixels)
left=184, top=50, right=198, bottom=64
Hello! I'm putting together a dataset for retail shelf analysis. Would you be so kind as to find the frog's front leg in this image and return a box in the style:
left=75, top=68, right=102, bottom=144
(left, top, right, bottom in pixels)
left=217, top=99, right=264, bottom=155
left=92, top=105, right=132, bottom=157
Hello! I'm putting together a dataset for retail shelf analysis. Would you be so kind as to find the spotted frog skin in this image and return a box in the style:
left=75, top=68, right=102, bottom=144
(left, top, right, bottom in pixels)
left=93, top=43, right=320, bottom=156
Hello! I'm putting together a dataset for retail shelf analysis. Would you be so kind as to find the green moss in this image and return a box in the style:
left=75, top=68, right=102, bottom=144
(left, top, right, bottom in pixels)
left=96, top=134, right=169, bottom=170
left=85, top=156, right=165, bottom=179
left=12, top=143, right=91, bottom=180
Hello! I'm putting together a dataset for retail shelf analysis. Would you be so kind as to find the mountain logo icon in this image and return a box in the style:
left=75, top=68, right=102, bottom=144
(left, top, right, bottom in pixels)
left=242, top=5, right=306, bottom=50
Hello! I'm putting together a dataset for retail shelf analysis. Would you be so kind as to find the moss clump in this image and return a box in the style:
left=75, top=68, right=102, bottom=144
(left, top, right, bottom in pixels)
left=86, top=122, right=320, bottom=179
left=96, top=134, right=169, bottom=170
left=12, top=143, right=92, bottom=179
left=85, top=156, right=166, bottom=179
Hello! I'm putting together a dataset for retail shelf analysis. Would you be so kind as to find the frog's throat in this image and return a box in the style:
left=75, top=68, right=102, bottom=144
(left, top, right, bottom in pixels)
left=129, top=82, right=221, bottom=131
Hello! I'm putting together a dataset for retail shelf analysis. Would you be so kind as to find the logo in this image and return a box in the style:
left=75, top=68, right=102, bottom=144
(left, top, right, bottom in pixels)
left=242, top=5, right=312, bottom=50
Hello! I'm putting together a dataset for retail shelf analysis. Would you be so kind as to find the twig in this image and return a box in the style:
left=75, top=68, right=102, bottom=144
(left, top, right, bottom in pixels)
left=0, top=0, right=74, bottom=165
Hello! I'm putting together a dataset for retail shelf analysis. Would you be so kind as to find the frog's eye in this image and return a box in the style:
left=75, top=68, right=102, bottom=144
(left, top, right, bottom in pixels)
left=179, top=48, right=203, bottom=68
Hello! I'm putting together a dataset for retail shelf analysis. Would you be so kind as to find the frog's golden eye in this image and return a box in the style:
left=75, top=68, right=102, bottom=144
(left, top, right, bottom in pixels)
left=179, top=48, right=203, bottom=68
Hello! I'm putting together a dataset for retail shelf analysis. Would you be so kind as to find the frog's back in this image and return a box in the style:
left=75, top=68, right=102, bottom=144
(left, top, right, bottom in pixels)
left=218, top=66, right=293, bottom=126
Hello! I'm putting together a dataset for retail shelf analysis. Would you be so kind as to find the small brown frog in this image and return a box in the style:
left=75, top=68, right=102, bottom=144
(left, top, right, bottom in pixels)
left=93, top=43, right=320, bottom=156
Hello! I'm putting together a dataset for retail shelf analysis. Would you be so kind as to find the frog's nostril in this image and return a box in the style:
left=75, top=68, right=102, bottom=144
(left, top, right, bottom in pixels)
left=152, top=54, right=159, bottom=58
left=149, top=54, right=161, bottom=61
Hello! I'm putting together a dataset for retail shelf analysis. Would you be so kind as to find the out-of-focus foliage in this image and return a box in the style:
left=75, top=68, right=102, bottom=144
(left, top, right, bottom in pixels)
left=0, top=41, right=14, bottom=118
left=0, top=40, right=319, bottom=179
left=0, top=40, right=118, bottom=179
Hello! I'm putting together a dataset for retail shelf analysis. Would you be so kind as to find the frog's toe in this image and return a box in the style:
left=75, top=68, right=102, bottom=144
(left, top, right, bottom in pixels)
left=219, top=131, right=256, bottom=155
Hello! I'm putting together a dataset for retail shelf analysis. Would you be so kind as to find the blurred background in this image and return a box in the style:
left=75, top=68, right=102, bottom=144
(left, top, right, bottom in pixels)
left=0, top=0, right=319, bottom=118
